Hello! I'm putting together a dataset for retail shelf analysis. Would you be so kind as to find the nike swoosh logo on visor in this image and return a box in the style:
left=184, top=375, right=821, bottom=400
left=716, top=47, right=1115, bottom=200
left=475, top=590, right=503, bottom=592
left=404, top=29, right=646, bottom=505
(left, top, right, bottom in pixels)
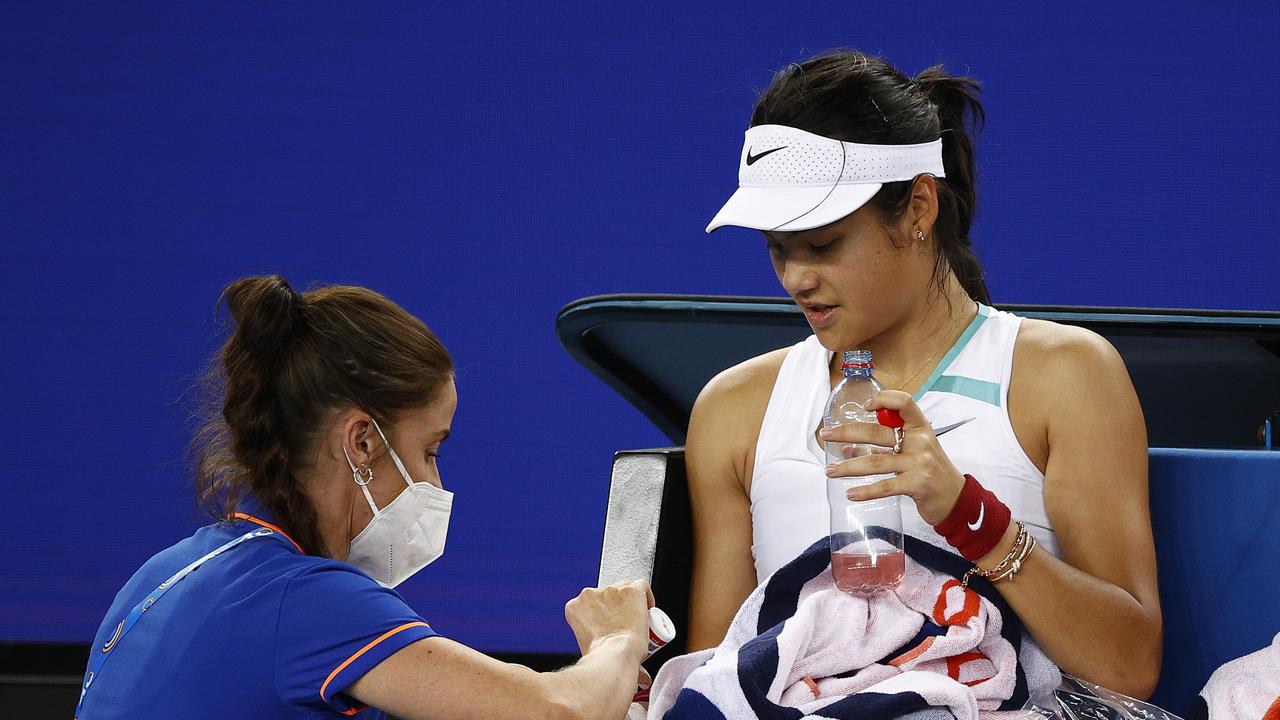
left=746, top=145, right=787, bottom=165
left=968, top=503, right=985, bottom=532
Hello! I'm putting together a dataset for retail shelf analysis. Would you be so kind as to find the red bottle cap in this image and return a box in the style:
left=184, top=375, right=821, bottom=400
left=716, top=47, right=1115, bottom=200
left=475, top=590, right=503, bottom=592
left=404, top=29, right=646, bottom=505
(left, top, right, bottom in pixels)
left=876, top=408, right=904, bottom=429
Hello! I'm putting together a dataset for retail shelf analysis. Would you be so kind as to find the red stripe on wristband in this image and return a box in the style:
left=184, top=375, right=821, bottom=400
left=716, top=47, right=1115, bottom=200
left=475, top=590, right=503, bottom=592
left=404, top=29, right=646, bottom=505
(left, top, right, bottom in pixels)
left=934, top=474, right=1012, bottom=561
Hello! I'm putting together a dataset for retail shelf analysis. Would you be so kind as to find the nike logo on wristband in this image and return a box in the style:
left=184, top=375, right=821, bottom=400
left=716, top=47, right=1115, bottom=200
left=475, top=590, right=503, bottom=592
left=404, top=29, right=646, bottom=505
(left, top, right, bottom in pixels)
left=968, top=502, right=985, bottom=531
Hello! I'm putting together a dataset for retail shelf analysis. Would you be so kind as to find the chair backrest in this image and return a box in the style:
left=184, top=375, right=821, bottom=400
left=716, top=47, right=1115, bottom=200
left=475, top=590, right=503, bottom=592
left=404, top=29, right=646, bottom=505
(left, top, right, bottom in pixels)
left=1146, top=448, right=1280, bottom=711
left=599, top=446, right=1280, bottom=713
left=558, top=296, right=1280, bottom=449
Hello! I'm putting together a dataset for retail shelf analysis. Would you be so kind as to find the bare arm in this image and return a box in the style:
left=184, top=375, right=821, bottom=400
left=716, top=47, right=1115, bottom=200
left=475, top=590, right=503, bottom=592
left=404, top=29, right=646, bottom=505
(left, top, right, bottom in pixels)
left=826, top=324, right=1161, bottom=697
left=989, top=322, right=1162, bottom=696
left=685, top=353, right=783, bottom=651
left=347, top=581, right=651, bottom=720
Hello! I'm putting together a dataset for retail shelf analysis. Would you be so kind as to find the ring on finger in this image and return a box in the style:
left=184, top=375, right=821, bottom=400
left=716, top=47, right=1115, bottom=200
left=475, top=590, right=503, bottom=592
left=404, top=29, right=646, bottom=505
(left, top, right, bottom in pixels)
left=892, top=427, right=904, bottom=454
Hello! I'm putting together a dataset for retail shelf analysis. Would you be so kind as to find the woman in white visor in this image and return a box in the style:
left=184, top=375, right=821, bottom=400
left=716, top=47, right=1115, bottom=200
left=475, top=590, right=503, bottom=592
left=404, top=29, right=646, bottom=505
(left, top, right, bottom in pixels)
left=688, top=50, right=1162, bottom=697
left=78, top=275, right=651, bottom=720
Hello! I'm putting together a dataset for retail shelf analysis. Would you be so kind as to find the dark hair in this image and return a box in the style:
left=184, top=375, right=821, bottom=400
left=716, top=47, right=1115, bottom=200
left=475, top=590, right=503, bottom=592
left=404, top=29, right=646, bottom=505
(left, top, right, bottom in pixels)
left=192, top=275, right=453, bottom=556
left=751, top=50, right=991, bottom=305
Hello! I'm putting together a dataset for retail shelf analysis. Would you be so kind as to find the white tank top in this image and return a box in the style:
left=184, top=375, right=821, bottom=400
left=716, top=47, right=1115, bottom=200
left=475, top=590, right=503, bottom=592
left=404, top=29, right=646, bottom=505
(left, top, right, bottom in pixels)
left=749, top=304, right=1058, bottom=584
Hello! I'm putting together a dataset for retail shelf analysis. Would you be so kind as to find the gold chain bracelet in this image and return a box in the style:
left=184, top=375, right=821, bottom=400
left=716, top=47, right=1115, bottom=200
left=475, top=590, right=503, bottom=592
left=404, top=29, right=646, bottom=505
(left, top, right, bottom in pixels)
left=961, top=521, right=1034, bottom=587
left=989, top=533, right=1037, bottom=583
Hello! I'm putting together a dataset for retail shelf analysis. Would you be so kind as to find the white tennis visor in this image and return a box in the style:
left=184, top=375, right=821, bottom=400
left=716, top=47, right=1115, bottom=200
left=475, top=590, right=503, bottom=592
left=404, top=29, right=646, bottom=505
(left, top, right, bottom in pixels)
left=705, top=124, right=945, bottom=233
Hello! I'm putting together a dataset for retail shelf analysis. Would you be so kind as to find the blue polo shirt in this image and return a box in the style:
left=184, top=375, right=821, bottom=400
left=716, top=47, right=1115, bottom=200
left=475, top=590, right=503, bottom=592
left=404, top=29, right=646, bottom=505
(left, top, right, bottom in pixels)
left=78, top=514, right=438, bottom=719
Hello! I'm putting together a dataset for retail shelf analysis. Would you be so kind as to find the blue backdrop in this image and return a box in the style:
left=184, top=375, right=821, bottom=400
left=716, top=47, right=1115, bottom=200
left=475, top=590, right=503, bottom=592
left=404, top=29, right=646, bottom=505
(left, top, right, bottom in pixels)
left=1, top=1, right=1277, bottom=655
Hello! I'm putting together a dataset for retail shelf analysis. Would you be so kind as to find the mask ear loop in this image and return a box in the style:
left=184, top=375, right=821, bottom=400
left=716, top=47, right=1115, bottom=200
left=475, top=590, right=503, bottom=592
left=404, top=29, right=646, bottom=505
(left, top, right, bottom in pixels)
left=370, top=418, right=416, bottom=491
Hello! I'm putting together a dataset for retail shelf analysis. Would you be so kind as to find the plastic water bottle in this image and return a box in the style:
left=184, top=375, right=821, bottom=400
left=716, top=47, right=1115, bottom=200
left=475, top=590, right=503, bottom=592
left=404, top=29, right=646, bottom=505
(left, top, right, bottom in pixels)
left=823, top=350, right=905, bottom=593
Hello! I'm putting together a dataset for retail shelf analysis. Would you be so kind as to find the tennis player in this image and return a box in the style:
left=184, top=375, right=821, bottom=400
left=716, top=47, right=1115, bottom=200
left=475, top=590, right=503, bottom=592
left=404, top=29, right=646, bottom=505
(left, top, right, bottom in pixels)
left=688, top=49, right=1162, bottom=697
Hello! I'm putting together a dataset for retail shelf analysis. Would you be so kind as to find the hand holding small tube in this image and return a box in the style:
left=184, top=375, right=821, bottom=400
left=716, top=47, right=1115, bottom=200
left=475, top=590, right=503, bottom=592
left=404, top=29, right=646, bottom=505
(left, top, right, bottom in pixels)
left=564, top=580, right=653, bottom=660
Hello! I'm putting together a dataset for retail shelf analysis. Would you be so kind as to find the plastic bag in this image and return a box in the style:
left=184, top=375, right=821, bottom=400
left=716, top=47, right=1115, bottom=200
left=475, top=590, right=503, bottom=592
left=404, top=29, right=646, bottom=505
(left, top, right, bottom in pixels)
left=1025, top=675, right=1185, bottom=720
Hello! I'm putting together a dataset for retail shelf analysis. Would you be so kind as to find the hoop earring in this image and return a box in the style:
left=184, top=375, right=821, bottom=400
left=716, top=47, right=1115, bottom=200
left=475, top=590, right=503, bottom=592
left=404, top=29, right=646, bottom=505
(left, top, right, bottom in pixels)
left=353, top=465, right=374, bottom=487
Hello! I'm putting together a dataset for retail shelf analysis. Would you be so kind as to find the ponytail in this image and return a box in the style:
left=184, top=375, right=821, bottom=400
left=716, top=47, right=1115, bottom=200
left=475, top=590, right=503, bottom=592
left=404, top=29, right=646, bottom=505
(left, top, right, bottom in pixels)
left=914, top=66, right=990, bottom=305
left=197, top=276, right=327, bottom=555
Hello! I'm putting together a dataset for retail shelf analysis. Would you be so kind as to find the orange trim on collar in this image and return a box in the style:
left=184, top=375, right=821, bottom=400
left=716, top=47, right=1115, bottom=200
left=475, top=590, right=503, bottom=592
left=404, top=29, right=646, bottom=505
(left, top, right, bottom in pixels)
left=229, top=513, right=304, bottom=554
left=320, top=622, right=430, bottom=712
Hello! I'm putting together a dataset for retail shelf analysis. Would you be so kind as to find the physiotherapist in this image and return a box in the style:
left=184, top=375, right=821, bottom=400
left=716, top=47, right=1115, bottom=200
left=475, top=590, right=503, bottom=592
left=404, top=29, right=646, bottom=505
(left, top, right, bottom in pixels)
left=77, top=275, right=651, bottom=720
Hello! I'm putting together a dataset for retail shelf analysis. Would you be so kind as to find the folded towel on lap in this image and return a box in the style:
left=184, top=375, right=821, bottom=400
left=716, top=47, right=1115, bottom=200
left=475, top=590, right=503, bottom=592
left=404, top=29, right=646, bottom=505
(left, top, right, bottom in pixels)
left=649, top=534, right=1059, bottom=720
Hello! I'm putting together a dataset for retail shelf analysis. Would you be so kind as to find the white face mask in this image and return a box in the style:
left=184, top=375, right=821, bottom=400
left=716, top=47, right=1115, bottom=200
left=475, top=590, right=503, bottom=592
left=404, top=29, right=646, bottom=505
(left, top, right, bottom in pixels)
left=343, top=418, right=453, bottom=588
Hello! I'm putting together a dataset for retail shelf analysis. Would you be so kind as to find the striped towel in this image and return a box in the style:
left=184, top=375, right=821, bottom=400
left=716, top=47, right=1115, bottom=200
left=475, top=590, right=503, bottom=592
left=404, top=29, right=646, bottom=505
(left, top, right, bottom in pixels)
left=648, top=533, right=1058, bottom=720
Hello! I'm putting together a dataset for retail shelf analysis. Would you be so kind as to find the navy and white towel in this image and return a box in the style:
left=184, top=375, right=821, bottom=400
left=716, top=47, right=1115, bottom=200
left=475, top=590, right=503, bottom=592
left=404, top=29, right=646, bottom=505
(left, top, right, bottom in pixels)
left=648, top=534, right=1059, bottom=720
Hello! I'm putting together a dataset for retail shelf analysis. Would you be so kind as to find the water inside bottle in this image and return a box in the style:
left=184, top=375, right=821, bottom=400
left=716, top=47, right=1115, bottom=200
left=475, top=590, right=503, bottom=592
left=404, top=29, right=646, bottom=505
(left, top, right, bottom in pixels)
left=831, top=547, right=905, bottom=593
left=828, top=495, right=904, bottom=593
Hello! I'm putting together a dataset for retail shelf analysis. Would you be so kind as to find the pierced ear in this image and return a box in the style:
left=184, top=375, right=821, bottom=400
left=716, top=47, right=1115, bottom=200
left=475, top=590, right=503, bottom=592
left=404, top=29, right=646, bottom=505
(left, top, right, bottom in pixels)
left=908, top=174, right=940, bottom=235
left=340, top=412, right=375, bottom=465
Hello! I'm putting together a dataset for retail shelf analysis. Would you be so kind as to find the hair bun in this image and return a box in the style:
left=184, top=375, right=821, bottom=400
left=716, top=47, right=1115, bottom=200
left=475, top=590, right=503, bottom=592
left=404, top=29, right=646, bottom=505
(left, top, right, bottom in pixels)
left=221, top=275, right=304, bottom=359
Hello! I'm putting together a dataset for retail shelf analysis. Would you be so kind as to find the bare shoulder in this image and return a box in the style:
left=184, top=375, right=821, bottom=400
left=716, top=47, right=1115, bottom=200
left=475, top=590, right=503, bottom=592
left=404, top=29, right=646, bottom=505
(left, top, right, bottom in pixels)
left=687, top=346, right=792, bottom=487
left=1014, top=317, right=1126, bottom=377
left=695, top=347, right=790, bottom=412
left=1009, top=318, right=1141, bottom=471
left=1012, top=316, right=1145, bottom=451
